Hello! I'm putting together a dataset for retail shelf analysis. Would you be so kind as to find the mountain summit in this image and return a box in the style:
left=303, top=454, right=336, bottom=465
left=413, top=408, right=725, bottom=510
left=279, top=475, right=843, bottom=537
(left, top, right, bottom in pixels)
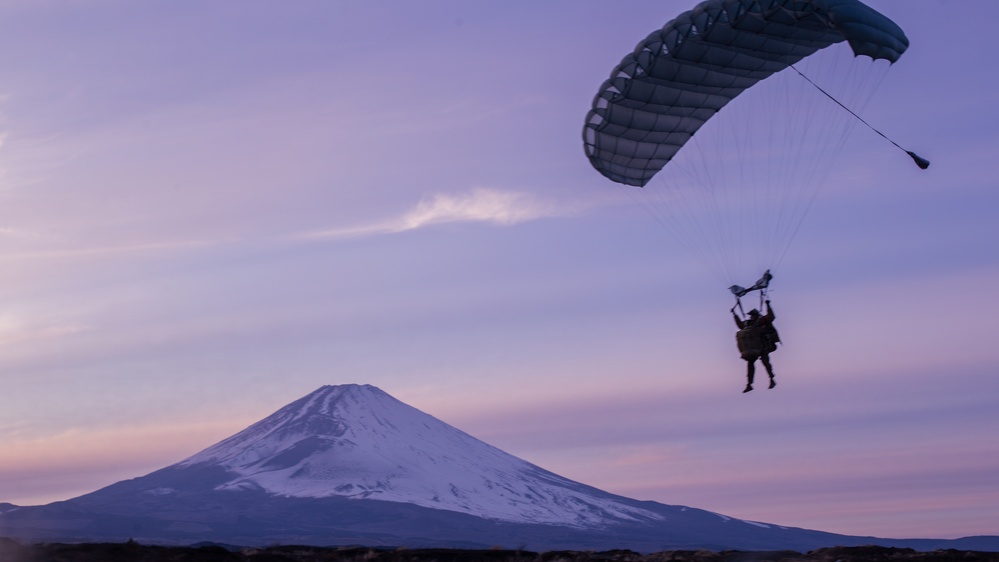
left=3, top=384, right=997, bottom=552
left=176, top=384, right=658, bottom=528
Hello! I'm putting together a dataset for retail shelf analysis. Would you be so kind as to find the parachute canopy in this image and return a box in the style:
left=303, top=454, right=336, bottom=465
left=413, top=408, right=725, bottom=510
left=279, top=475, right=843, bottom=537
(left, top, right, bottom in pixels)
left=583, top=0, right=910, bottom=187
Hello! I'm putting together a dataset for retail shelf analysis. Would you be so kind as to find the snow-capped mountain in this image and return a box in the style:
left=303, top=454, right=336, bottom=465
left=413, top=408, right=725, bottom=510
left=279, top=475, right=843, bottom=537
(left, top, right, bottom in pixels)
left=175, top=384, right=659, bottom=528
left=3, top=384, right=997, bottom=552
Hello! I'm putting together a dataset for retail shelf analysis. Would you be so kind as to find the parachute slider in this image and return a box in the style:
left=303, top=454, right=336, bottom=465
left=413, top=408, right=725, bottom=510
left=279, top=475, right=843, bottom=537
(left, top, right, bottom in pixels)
left=729, top=270, right=772, bottom=298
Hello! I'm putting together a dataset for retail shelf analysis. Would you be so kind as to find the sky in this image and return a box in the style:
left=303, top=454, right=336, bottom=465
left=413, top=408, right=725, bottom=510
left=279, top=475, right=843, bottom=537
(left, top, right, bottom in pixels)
left=0, top=0, right=997, bottom=542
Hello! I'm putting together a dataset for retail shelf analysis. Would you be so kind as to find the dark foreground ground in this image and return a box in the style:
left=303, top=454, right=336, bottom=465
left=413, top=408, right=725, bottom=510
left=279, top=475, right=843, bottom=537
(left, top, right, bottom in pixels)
left=1, top=540, right=997, bottom=562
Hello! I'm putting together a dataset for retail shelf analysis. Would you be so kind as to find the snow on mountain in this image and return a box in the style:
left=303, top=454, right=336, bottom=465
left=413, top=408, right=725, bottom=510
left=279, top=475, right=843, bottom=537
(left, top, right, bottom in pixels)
left=178, top=384, right=661, bottom=528
left=5, top=384, right=998, bottom=551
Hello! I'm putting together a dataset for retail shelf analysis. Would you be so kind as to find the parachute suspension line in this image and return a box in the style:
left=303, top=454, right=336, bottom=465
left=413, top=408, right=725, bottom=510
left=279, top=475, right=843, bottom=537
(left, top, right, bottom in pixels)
left=789, top=65, right=930, bottom=170
left=640, top=81, right=749, bottom=286
left=767, top=55, right=892, bottom=272
left=632, top=176, right=733, bottom=288
left=625, top=185, right=719, bottom=279
left=639, top=52, right=895, bottom=286
left=761, top=71, right=806, bottom=272
left=683, top=131, right=745, bottom=283
left=622, top=184, right=723, bottom=285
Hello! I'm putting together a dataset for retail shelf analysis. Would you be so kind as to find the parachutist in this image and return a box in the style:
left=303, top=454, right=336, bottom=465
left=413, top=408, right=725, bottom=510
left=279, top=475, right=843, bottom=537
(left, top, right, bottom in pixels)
left=734, top=300, right=779, bottom=393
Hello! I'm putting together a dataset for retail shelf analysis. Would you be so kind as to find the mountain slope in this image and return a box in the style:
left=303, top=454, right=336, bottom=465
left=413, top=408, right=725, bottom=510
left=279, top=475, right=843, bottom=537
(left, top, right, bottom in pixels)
left=171, top=384, right=660, bottom=528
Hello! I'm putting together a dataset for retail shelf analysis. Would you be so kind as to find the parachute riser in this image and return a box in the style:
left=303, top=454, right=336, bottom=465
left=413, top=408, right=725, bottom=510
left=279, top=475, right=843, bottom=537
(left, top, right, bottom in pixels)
left=732, top=292, right=767, bottom=320
left=733, top=296, right=746, bottom=319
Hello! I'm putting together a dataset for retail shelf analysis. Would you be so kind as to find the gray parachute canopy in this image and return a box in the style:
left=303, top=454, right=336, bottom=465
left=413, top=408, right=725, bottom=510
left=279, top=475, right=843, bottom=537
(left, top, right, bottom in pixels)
left=583, top=0, right=909, bottom=187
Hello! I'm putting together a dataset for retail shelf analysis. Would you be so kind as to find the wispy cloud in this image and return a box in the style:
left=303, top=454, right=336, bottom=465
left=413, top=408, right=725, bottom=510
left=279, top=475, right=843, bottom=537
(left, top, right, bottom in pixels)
left=300, top=187, right=574, bottom=240
left=0, top=226, right=45, bottom=240
left=0, top=315, right=90, bottom=347
left=0, top=239, right=227, bottom=262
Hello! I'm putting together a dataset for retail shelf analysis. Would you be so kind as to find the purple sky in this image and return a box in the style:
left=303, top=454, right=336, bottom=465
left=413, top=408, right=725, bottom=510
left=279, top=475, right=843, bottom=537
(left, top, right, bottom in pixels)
left=1, top=0, right=997, bottom=541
